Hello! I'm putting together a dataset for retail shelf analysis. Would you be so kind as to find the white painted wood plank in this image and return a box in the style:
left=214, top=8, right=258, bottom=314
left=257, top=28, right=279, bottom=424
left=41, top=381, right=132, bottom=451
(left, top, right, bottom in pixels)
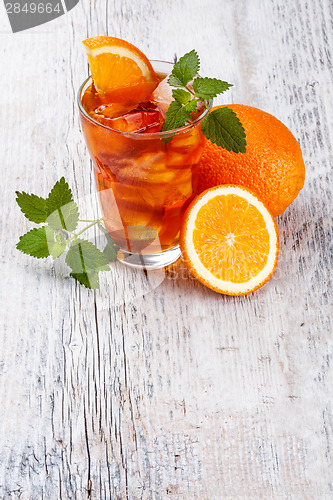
left=0, top=0, right=332, bottom=498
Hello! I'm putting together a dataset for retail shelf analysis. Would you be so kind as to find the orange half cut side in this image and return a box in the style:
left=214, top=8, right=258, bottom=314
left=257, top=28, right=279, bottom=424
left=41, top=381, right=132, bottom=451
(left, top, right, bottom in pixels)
left=180, top=185, right=279, bottom=295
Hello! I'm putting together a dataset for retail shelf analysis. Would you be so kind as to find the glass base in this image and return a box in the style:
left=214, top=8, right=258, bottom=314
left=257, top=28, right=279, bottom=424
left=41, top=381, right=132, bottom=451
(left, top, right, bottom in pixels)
left=118, top=245, right=181, bottom=270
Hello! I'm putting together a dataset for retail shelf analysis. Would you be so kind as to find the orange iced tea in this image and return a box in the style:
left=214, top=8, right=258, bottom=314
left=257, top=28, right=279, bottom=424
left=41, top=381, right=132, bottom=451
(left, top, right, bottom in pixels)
left=78, top=61, right=210, bottom=267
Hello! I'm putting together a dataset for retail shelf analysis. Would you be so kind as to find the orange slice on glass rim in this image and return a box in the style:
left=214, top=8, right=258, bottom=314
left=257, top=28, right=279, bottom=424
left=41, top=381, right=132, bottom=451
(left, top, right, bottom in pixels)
left=83, top=36, right=159, bottom=103
left=180, top=185, right=279, bottom=295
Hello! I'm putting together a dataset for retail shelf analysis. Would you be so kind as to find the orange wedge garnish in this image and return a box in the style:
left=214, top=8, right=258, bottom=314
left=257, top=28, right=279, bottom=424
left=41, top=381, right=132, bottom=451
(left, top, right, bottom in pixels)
left=180, top=185, right=279, bottom=295
left=83, top=36, right=159, bottom=103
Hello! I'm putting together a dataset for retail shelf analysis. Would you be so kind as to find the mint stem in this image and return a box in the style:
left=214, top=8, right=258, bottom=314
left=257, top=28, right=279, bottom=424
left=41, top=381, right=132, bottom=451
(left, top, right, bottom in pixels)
left=185, top=85, right=196, bottom=96
left=78, top=219, right=101, bottom=223
left=67, top=218, right=103, bottom=242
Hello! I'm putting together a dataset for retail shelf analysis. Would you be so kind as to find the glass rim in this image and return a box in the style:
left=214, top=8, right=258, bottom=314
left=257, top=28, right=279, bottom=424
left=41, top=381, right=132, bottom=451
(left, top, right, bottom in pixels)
left=77, top=60, right=212, bottom=138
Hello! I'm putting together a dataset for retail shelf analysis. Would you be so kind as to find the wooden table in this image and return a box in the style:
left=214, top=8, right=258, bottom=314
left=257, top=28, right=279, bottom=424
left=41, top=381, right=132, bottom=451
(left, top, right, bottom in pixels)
left=1, top=0, right=332, bottom=498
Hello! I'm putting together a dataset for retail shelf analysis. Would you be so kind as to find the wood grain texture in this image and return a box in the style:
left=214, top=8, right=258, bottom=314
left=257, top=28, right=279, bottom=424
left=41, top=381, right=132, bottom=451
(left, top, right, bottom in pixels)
left=0, top=0, right=332, bottom=498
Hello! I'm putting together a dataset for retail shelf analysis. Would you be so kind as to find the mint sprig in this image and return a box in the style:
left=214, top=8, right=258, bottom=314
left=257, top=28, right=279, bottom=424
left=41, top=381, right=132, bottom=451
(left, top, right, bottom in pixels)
left=168, top=49, right=200, bottom=87
left=161, top=99, right=197, bottom=132
left=16, top=178, right=119, bottom=289
left=162, top=50, right=247, bottom=153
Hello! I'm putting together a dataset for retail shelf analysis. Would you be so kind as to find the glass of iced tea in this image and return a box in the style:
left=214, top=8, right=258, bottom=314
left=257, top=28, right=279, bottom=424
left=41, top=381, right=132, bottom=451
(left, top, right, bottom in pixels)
left=78, top=60, right=211, bottom=269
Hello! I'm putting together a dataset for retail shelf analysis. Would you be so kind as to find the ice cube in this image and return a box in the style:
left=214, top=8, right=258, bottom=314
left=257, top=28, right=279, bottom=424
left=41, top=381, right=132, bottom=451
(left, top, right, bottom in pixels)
left=152, top=75, right=207, bottom=122
left=92, top=108, right=162, bottom=133
left=94, top=102, right=138, bottom=119
left=165, top=152, right=186, bottom=168
left=139, top=152, right=166, bottom=171
left=115, top=110, right=162, bottom=133
left=171, top=130, right=202, bottom=150
left=151, top=76, right=174, bottom=118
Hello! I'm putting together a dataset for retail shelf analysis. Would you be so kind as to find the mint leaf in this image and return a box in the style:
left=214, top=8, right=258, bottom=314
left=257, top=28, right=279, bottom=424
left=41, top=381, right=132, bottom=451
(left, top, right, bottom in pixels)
left=98, top=223, right=119, bottom=262
left=15, top=191, right=48, bottom=223
left=161, top=101, right=188, bottom=131
left=184, top=98, right=199, bottom=114
left=70, top=271, right=99, bottom=289
left=168, top=50, right=200, bottom=87
left=172, top=88, right=191, bottom=104
left=103, top=241, right=119, bottom=262
left=167, top=75, right=184, bottom=88
left=46, top=201, right=79, bottom=232
left=16, top=226, right=54, bottom=259
left=65, top=239, right=110, bottom=274
left=50, top=233, right=67, bottom=258
left=47, top=177, right=72, bottom=207
left=66, top=239, right=110, bottom=289
left=192, top=77, right=232, bottom=99
left=56, top=233, right=67, bottom=245
left=46, top=177, right=79, bottom=231
left=201, top=107, right=247, bottom=153
left=162, top=98, right=198, bottom=132
left=50, top=241, right=67, bottom=259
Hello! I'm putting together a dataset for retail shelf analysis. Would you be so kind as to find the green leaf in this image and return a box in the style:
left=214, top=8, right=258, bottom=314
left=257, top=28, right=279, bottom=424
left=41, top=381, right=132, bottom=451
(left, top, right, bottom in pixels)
left=201, top=107, right=247, bottom=153
left=103, top=241, right=119, bottom=262
left=50, top=241, right=67, bottom=259
left=172, top=88, right=191, bottom=104
left=47, top=177, right=73, bottom=207
left=16, top=226, right=54, bottom=259
left=45, top=177, right=79, bottom=231
left=46, top=201, right=79, bottom=232
left=15, top=191, right=48, bottom=223
left=161, top=101, right=188, bottom=131
left=184, top=98, right=199, bottom=114
left=56, top=233, right=67, bottom=245
left=169, top=49, right=200, bottom=87
left=161, top=98, right=198, bottom=132
left=192, top=77, right=232, bottom=99
left=70, top=271, right=100, bottom=289
left=167, top=75, right=184, bottom=88
left=98, top=223, right=119, bottom=262
left=65, top=239, right=110, bottom=274
left=66, top=239, right=110, bottom=289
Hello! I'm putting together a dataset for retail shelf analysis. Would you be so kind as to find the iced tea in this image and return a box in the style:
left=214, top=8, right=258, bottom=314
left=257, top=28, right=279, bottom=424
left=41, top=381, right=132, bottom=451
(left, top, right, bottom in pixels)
left=78, top=61, right=210, bottom=266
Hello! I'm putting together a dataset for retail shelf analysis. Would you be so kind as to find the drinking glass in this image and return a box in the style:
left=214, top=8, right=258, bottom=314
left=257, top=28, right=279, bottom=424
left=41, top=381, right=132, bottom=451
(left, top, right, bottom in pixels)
left=78, top=61, right=211, bottom=269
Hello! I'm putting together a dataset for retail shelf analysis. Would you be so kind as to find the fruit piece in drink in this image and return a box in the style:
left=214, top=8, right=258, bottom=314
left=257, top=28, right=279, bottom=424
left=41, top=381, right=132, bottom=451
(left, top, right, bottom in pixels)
left=82, top=36, right=159, bottom=103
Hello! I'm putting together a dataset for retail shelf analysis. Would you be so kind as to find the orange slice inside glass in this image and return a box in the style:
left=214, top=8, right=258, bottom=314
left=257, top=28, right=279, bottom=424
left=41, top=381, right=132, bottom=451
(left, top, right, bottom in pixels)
left=180, top=185, right=279, bottom=295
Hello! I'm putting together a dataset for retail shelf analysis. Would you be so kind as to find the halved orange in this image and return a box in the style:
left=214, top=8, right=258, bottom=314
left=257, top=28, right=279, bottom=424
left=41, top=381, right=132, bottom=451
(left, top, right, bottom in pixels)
left=180, top=185, right=279, bottom=295
left=82, top=36, right=159, bottom=102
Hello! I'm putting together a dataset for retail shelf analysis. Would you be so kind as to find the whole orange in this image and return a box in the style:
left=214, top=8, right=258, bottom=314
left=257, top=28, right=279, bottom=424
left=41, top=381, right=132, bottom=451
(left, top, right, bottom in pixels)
left=197, top=105, right=305, bottom=216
